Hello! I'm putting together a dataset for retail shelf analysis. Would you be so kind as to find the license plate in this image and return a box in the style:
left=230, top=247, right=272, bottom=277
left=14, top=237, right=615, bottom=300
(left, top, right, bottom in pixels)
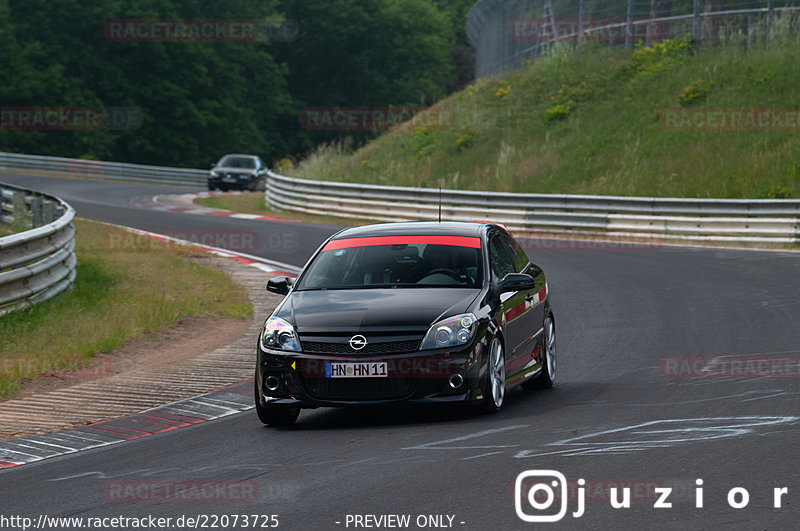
left=223, top=176, right=236, bottom=182
left=325, top=362, right=388, bottom=378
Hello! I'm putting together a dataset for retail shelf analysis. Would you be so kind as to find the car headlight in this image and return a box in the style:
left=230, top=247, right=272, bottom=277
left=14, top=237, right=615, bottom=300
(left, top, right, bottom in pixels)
left=210, top=170, right=219, bottom=177
left=420, top=313, right=477, bottom=350
left=260, top=316, right=301, bottom=352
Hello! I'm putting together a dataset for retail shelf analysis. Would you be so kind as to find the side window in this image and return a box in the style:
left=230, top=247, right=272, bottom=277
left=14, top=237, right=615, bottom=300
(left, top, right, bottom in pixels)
left=489, top=235, right=515, bottom=279
left=510, top=238, right=530, bottom=273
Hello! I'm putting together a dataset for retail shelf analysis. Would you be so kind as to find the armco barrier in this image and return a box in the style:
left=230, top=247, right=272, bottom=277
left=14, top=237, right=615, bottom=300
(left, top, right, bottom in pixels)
left=0, top=152, right=206, bottom=187
left=265, top=171, right=800, bottom=246
left=1, top=152, right=798, bottom=246
left=0, top=182, right=77, bottom=316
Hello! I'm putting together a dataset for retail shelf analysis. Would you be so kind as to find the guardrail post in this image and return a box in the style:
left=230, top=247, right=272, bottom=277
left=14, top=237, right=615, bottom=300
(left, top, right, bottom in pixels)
left=31, top=197, right=43, bottom=227
left=12, top=191, right=25, bottom=219
left=43, top=201, right=55, bottom=224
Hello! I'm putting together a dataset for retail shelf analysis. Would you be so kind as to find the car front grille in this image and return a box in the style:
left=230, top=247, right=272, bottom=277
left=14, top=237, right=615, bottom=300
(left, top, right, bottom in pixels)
left=303, top=377, right=415, bottom=401
left=301, top=339, right=421, bottom=355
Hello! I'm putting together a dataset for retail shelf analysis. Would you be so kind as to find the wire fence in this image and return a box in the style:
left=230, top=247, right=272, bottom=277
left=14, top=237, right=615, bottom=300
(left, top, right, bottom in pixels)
left=467, top=0, right=800, bottom=78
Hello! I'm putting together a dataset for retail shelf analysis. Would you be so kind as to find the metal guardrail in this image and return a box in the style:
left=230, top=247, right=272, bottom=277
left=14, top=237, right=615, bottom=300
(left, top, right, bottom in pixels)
left=266, top=171, right=800, bottom=246
left=1, top=152, right=797, bottom=246
left=0, top=183, right=77, bottom=316
left=0, top=152, right=206, bottom=187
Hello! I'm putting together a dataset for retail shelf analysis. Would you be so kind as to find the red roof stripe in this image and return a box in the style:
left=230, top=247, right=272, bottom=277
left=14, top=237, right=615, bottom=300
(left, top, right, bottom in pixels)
left=323, top=235, right=481, bottom=251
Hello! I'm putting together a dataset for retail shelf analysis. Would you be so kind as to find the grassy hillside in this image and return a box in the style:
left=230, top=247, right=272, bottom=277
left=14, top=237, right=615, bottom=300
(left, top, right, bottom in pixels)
left=285, top=18, right=800, bottom=199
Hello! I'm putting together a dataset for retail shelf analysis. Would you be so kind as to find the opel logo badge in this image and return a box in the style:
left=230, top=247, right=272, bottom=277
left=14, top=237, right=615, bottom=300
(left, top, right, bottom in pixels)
left=349, top=335, right=368, bottom=351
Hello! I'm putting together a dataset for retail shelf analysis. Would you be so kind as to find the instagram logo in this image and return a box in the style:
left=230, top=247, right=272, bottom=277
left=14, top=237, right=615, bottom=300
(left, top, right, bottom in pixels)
left=515, top=470, right=575, bottom=522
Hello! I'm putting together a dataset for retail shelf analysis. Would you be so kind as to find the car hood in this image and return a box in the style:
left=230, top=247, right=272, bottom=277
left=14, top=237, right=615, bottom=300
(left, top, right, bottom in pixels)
left=280, top=288, right=480, bottom=334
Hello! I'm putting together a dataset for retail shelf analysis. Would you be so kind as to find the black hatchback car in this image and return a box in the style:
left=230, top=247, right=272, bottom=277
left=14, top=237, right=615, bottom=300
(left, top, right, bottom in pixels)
left=207, top=154, right=268, bottom=191
left=255, top=222, right=555, bottom=425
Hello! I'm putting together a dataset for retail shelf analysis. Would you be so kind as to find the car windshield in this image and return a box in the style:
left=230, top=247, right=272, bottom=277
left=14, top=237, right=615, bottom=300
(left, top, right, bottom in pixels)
left=218, top=156, right=256, bottom=169
left=297, top=237, right=483, bottom=290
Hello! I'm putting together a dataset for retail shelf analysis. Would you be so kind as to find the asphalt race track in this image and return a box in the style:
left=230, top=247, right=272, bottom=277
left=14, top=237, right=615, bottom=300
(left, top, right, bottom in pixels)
left=1, top=174, right=799, bottom=530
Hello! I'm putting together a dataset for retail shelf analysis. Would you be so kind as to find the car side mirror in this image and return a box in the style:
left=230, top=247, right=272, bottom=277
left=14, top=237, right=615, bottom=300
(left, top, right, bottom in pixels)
left=266, top=276, right=293, bottom=295
left=498, top=273, right=535, bottom=293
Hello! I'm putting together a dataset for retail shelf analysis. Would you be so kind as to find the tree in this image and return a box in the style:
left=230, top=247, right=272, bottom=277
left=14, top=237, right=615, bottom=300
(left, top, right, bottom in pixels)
left=274, top=0, right=456, bottom=154
left=2, top=0, right=294, bottom=166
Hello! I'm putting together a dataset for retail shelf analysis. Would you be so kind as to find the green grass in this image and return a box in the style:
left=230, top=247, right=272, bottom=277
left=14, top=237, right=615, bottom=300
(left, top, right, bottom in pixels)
left=197, top=193, right=269, bottom=215
left=0, top=219, right=252, bottom=400
left=195, top=193, right=366, bottom=226
left=0, top=215, right=33, bottom=237
left=286, top=15, right=800, bottom=199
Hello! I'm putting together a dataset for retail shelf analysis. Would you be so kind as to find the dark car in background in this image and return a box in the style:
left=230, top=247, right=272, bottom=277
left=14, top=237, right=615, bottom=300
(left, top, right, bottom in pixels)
left=207, top=154, right=268, bottom=191
left=255, top=221, right=556, bottom=426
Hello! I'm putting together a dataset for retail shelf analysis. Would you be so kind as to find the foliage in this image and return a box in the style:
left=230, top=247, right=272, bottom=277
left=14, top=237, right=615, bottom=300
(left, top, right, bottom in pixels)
left=546, top=81, right=589, bottom=122
left=0, top=0, right=468, bottom=167
left=626, top=36, right=693, bottom=88
left=678, top=77, right=711, bottom=106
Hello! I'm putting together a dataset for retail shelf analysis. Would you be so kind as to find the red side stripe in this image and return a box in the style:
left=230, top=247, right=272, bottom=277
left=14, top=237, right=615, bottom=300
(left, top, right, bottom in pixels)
left=538, top=286, right=547, bottom=301
left=323, top=235, right=481, bottom=251
left=504, top=302, right=526, bottom=322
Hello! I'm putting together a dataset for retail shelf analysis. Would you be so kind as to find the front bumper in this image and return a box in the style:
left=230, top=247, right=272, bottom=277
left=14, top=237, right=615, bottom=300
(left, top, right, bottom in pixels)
left=208, top=175, right=254, bottom=189
left=256, top=342, right=488, bottom=408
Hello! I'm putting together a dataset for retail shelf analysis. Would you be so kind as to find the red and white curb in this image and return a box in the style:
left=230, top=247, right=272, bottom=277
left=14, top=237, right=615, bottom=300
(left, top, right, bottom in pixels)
left=147, top=191, right=297, bottom=223
left=0, top=381, right=253, bottom=470
left=0, top=223, right=299, bottom=471
left=111, top=223, right=301, bottom=278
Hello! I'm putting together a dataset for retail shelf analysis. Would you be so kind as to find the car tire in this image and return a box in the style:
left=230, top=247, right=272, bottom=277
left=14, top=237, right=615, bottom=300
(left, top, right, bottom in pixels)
left=482, top=336, right=506, bottom=413
left=525, top=314, right=556, bottom=390
left=254, top=375, right=300, bottom=426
